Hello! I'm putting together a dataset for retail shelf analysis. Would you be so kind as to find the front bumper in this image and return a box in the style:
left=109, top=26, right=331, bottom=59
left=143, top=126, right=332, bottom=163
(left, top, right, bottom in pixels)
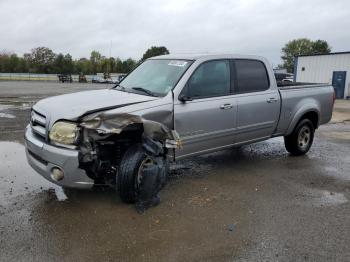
left=25, top=125, right=94, bottom=189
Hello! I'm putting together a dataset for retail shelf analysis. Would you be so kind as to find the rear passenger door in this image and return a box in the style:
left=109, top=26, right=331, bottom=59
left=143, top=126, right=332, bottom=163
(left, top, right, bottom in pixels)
left=174, top=60, right=237, bottom=158
left=232, top=59, right=280, bottom=143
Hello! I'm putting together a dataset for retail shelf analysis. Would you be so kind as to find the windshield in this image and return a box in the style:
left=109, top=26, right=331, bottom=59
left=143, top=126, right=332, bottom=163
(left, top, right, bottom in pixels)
left=118, top=59, right=192, bottom=96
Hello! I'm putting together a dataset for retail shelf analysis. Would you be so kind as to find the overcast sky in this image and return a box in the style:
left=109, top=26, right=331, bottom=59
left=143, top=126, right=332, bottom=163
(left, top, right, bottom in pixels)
left=0, top=0, right=349, bottom=65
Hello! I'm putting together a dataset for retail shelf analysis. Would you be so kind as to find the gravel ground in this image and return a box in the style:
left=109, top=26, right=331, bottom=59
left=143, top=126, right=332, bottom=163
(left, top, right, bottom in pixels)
left=0, top=81, right=349, bottom=262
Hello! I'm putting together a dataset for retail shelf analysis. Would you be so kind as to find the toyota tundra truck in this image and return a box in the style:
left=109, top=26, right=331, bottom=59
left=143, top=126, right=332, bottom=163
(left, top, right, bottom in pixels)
left=25, top=54, right=335, bottom=204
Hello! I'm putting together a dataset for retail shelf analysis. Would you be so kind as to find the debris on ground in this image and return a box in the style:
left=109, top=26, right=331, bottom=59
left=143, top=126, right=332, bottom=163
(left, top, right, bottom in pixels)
left=228, top=224, right=236, bottom=232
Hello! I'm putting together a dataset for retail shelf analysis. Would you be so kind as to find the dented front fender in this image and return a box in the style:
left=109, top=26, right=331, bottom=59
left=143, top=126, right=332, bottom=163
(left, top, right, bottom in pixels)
left=80, top=101, right=181, bottom=149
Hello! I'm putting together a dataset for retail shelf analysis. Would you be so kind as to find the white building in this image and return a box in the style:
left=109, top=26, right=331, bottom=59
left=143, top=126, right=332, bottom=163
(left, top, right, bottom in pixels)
left=294, top=52, right=350, bottom=99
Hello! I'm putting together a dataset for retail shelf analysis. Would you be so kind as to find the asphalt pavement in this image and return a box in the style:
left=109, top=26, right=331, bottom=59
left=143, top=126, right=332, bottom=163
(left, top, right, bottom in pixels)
left=0, top=81, right=350, bottom=262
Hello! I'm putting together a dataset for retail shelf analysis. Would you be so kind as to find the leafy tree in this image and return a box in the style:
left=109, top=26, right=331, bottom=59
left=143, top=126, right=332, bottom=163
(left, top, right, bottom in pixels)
left=63, top=54, right=74, bottom=74
left=100, top=56, right=110, bottom=73
left=90, top=51, right=102, bottom=74
left=115, top=57, right=124, bottom=73
left=17, top=57, right=28, bottom=72
left=54, top=54, right=65, bottom=73
left=0, top=53, right=27, bottom=73
left=52, top=53, right=74, bottom=74
left=0, top=52, right=11, bottom=72
left=141, top=46, right=169, bottom=61
left=121, top=58, right=137, bottom=73
left=8, top=54, right=19, bottom=72
left=0, top=53, right=7, bottom=72
left=108, top=57, right=117, bottom=73
left=281, top=38, right=331, bottom=72
left=27, top=47, right=56, bottom=73
left=312, top=40, right=331, bottom=54
left=74, top=58, right=93, bottom=74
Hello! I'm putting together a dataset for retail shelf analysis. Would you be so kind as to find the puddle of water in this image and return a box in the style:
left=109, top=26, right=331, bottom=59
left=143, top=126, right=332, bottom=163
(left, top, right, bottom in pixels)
left=0, top=113, right=16, bottom=119
left=325, top=166, right=338, bottom=173
left=314, top=190, right=348, bottom=207
left=0, top=101, right=32, bottom=110
left=0, top=141, right=53, bottom=206
left=303, top=189, right=348, bottom=207
left=323, top=161, right=350, bottom=182
left=0, top=104, right=14, bottom=111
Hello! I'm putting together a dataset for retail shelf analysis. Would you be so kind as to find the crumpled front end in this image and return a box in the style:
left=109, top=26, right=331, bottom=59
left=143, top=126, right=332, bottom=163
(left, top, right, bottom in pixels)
left=25, top=93, right=181, bottom=213
left=77, top=110, right=181, bottom=185
left=81, top=112, right=181, bottom=149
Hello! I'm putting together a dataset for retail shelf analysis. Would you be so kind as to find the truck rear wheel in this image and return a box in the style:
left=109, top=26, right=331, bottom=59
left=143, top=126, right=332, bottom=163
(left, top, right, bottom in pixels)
left=117, top=144, right=153, bottom=203
left=284, top=119, right=315, bottom=156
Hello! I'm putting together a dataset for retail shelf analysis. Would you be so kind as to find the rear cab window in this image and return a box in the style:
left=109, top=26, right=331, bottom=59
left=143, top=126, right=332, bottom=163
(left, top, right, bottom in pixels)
left=233, top=59, right=270, bottom=94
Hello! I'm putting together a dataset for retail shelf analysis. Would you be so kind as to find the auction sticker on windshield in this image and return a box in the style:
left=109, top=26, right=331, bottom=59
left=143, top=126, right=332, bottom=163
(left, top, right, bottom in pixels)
left=168, top=60, right=188, bottom=67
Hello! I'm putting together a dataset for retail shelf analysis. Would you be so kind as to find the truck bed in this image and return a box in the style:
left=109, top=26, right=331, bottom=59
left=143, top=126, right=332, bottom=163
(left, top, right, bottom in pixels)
left=274, top=83, right=334, bottom=136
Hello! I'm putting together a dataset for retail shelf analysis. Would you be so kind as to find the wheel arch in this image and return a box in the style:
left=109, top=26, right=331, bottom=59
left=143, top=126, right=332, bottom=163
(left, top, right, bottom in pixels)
left=286, top=106, right=320, bottom=136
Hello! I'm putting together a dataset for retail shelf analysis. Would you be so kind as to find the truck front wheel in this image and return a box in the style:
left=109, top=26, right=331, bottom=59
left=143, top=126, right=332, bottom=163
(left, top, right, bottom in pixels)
left=284, top=119, right=315, bottom=156
left=117, top=144, right=153, bottom=203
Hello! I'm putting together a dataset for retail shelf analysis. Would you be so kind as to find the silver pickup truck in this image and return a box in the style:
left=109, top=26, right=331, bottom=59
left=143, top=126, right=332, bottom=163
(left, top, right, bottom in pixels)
left=25, top=54, right=335, bottom=204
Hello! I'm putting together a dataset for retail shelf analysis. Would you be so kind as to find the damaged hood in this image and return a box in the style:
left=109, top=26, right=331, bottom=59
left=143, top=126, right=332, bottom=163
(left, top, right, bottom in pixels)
left=33, top=88, right=157, bottom=123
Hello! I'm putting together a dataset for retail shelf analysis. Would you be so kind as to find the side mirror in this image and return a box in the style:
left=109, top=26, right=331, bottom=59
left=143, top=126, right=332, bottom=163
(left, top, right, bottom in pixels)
left=178, top=94, right=193, bottom=102
left=179, top=84, right=193, bottom=102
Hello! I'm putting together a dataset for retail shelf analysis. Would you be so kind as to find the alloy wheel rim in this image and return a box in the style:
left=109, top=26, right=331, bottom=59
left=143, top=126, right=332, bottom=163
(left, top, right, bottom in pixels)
left=298, top=126, right=311, bottom=150
left=136, top=157, right=153, bottom=189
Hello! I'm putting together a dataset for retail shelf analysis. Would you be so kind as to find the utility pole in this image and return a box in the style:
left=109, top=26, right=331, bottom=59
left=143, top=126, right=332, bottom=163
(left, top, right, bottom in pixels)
left=108, top=40, right=112, bottom=77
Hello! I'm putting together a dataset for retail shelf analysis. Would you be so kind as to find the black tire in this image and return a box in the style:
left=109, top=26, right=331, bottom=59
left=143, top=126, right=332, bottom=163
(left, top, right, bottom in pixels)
left=284, top=119, right=315, bottom=156
left=117, top=144, right=150, bottom=203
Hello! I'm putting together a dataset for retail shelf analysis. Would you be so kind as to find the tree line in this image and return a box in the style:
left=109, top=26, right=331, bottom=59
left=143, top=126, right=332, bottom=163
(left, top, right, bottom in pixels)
left=0, top=39, right=331, bottom=74
left=0, top=46, right=169, bottom=75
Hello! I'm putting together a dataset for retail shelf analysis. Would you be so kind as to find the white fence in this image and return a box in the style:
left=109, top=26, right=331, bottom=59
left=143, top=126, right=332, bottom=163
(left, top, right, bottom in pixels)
left=0, top=73, right=123, bottom=82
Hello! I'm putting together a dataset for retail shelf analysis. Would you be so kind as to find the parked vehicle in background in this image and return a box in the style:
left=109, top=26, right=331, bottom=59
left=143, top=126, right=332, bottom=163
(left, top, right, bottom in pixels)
left=275, top=72, right=294, bottom=83
left=79, top=73, right=87, bottom=83
left=91, top=74, right=127, bottom=84
left=108, top=74, right=127, bottom=84
left=91, top=75, right=106, bottom=83
left=57, top=74, right=73, bottom=83
left=25, top=54, right=335, bottom=207
left=106, top=77, right=118, bottom=84
left=117, top=74, right=127, bottom=83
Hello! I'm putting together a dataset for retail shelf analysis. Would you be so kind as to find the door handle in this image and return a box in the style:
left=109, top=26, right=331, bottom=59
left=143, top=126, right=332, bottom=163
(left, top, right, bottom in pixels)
left=267, top=97, right=278, bottom=103
left=220, top=103, right=233, bottom=109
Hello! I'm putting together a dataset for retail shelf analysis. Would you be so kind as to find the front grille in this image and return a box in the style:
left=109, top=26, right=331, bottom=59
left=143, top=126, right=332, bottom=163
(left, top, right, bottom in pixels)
left=31, top=109, right=47, bottom=140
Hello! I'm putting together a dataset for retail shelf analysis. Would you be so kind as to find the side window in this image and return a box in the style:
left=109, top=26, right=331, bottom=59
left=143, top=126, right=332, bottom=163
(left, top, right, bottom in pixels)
left=187, top=60, right=230, bottom=98
left=234, top=60, right=270, bottom=93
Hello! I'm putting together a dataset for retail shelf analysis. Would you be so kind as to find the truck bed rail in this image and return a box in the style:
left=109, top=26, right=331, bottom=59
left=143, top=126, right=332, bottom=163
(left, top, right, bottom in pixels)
left=278, top=82, right=329, bottom=90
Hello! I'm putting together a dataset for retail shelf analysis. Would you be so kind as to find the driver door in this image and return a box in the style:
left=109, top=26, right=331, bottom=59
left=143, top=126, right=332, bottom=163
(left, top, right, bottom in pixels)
left=174, top=60, right=237, bottom=158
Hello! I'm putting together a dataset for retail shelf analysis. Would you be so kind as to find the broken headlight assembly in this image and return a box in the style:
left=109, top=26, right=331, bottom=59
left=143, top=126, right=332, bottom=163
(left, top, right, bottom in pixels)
left=80, top=117, right=101, bottom=129
left=49, top=121, right=79, bottom=146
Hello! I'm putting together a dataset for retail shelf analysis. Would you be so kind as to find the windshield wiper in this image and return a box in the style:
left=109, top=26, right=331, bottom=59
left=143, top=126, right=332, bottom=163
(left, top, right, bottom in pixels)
left=113, top=83, right=126, bottom=90
left=131, top=87, right=158, bottom=97
left=113, top=84, right=132, bottom=93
